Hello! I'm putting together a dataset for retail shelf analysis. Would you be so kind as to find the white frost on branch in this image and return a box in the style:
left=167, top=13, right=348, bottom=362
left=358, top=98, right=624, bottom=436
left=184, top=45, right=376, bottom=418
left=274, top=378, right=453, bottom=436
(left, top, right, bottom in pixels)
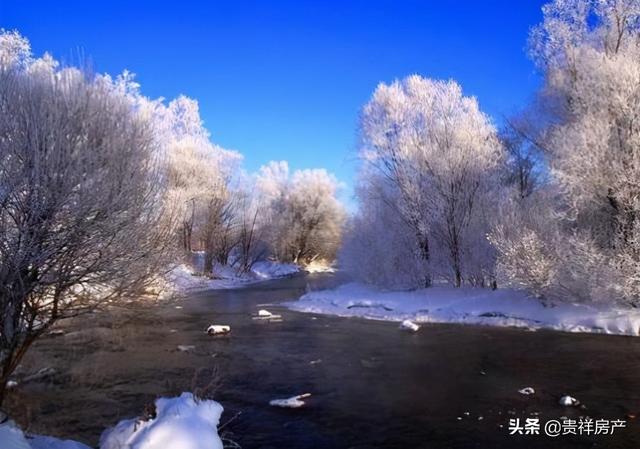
left=343, top=75, right=504, bottom=289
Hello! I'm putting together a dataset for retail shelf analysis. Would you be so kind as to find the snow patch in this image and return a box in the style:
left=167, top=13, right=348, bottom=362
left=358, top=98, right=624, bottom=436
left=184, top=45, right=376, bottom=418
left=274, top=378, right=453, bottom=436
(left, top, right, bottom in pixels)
left=99, top=393, right=223, bottom=449
left=518, top=387, right=535, bottom=395
left=29, top=435, right=92, bottom=449
left=400, top=319, right=420, bottom=332
left=0, top=395, right=224, bottom=449
left=0, top=421, right=32, bottom=449
left=285, top=282, right=640, bottom=336
left=206, top=325, right=230, bottom=335
left=303, top=260, right=336, bottom=273
left=559, top=395, right=580, bottom=406
left=269, top=393, right=311, bottom=409
left=0, top=420, right=91, bottom=449
left=251, top=261, right=299, bottom=279
left=252, top=309, right=282, bottom=321
left=177, top=345, right=195, bottom=352
left=168, top=257, right=301, bottom=293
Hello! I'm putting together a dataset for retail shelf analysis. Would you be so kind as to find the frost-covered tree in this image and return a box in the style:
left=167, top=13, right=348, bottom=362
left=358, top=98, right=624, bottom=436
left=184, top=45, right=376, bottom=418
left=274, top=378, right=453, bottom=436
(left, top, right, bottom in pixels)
left=499, top=108, right=549, bottom=201
left=158, top=94, right=242, bottom=274
left=491, top=190, right=560, bottom=302
left=257, top=161, right=346, bottom=265
left=493, top=0, right=640, bottom=305
left=0, top=31, right=175, bottom=404
left=166, top=137, right=218, bottom=253
left=341, top=169, right=429, bottom=289
left=198, top=184, right=236, bottom=274
left=170, top=138, right=238, bottom=274
left=233, top=189, right=269, bottom=274
left=353, top=76, right=504, bottom=287
left=97, top=69, right=243, bottom=267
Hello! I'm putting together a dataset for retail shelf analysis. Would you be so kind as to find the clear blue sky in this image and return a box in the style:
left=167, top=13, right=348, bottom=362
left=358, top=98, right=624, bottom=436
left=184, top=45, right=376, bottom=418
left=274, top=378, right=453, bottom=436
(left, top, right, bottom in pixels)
left=1, top=1, right=545, bottom=207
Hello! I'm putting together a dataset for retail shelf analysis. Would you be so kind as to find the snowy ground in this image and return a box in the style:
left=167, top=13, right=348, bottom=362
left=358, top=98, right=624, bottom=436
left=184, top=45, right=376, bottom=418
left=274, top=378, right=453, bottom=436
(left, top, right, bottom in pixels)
left=0, top=393, right=224, bottom=449
left=303, top=260, right=336, bottom=273
left=168, top=259, right=301, bottom=292
left=100, top=393, right=223, bottom=449
left=285, top=282, right=640, bottom=336
left=0, top=420, right=93, bottom=449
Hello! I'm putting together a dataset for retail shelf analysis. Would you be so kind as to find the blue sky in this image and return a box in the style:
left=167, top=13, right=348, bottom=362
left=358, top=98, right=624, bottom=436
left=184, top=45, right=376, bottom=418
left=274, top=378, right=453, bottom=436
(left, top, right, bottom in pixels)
left=1, top=1, right=546, bottom=207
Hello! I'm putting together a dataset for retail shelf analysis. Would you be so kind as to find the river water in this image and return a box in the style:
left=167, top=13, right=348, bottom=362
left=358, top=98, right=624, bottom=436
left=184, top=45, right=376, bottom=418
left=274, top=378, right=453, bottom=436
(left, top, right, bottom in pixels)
left=8, top=273, right=640, bottom=448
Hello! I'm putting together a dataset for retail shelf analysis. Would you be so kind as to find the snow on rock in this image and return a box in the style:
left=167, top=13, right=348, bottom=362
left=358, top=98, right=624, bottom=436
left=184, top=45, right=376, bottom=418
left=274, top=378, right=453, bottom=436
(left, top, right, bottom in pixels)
left=518, top=387, right=535, bottom=395
left=206, top=325, right=230, bottom=336
left=252, top=309, right=282, bottom=321
left=559, top=395, right=580, bottom=406
left=400, top=319, right=420, bottom=332
left=269, top=393, right=311, bottom=409
left=285, top=282, right=640, bottom=336
left=100, top=393, right=224, bottom=449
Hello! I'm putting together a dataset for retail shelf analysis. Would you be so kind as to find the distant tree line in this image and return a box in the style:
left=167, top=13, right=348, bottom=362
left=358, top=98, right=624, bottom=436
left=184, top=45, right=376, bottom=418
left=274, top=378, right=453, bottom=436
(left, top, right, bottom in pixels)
left=0, top=30, right=345, bottom=405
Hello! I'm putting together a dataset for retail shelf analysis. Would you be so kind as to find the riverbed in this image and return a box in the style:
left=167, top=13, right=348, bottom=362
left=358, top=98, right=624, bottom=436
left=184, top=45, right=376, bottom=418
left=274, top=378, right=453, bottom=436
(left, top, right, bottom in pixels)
left=6, top=273, right=640, bottom=448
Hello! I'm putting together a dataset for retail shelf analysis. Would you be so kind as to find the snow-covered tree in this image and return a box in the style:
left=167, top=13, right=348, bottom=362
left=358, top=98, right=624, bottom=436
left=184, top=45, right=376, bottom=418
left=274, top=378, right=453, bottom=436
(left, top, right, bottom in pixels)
left=493, top=0, right=640, bottom=305
left=93, top=67, right=243, bottom=269
left=156, top=94, right=242, bottom=274
left=257, top=161, right=346, bottom=265
left=341, top=169, right=429, bottom=289
left=233, top=189, right=269, bottom=274
left=198, top=183, right=236, bottom=273
left=499, top=107, right=549, bottom=201
left=0, top=31, right=175, bottom=404
left=352, top=75, right=504, bottom=288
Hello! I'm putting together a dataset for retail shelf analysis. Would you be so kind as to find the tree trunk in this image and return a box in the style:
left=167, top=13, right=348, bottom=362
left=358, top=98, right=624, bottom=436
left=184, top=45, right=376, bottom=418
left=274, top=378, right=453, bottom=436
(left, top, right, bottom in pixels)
left=0, top=333, right=38, bottom=408
left=203, top=251, right=214, bottom=276
left=417, top=233, right=431, bottom=288
left=182, top=223, right=192, bottom=252
left=454, top=268, right=462, bottom=288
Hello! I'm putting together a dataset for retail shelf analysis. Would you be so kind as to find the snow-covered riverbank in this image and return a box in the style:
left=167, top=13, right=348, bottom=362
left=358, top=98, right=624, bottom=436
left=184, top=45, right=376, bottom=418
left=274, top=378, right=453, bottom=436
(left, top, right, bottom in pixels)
left=168, top=259, right=302, bottom=292
left=285, top=283, right=640, bottom=336
left=0, top=393, right=224, bottom=449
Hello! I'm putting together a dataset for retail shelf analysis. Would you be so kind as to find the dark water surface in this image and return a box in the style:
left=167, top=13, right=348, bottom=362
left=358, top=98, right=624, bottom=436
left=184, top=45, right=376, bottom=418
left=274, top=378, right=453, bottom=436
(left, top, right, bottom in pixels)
left=8, top=273, right=640, bottom=448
